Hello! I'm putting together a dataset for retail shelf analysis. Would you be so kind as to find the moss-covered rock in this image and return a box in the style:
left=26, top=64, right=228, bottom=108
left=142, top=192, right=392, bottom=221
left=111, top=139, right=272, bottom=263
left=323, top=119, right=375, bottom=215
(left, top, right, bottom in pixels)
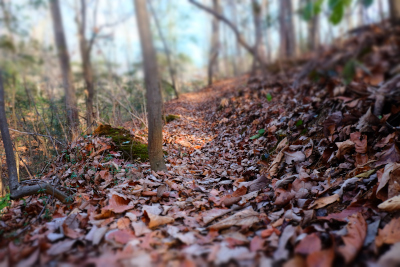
left=93, top=124, right=148, bottom=161
left=164, top=114, right=180, bottom=123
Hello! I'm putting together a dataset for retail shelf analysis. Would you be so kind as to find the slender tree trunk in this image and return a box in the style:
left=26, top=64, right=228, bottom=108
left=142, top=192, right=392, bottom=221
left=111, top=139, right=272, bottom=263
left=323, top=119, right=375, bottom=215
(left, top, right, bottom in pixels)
left=78, top=0, right=95, bottom=133
left=251, top=0, right=263, bottom=72
left=389, top=0, right=400, bottom=22
left=279, top=0, right=296, bottom=58
left=49, top=0, right=79, bottom=135
left=307, top=0, right=319, bottom=51
left=208, top=0, right=220, bottom=86
left=134, top=0, right=167, bottom=171
left=230, top=1, right=241, bottom=75
left=148, top=0, right=179, bottom=99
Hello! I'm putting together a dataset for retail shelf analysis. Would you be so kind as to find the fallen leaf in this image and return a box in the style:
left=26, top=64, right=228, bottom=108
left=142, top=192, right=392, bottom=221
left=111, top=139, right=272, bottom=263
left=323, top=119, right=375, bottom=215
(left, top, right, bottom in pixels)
left=308, top=194, right=340, bottom=209
left=47, top=240, right=76, bottom=256
left=132, top=221, right=152, bottom=237
left=338, top=213, right=367, bottom=264
left=375, top=143, right=400, bottom=167
left=202, top=208, right=231, bottom=224
left=295, top=233, right=321, bottom=255
left=350, top=132, right=367, bottom=154
left=376, top=217, right=400, bottom=247
left=269, top=146, right=288, bottom=176
left=105, top=229, right=136, bottom=245
left=143, top=210, right=174, bottom=228
left=209, top=208, right=259, bottom=230
left=378, top=195, right=400, bottom=211
left=284, top=151, right=306, bottom=164
left=335, top=140, right=355, bottom=159
left=306, top=247, right=335, bottom=267
left=103, top=194, right=134, bottom=214
left=117, top=217, right=131, bottom=230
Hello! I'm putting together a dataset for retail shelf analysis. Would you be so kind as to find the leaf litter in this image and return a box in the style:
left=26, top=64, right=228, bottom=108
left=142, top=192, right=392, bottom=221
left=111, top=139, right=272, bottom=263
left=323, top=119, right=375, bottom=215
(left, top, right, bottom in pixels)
left=3, top=22, right=400, bottom=266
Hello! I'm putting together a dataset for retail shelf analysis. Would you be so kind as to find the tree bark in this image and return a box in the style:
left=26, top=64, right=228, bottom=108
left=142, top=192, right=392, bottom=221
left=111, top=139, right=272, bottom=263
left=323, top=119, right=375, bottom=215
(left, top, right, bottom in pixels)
left=389, top=0, right=400, bottom=22
left=279, top=0, right=296, bottom=58
left=49, top=0, right=79, bottom=135
left=230, top=1, right=241, bottom=75
left=134, top=0, right=167, bottom=171
left=307, top=0, right=319, bottom=51
left=251, top=0, right=264, bottom=72
left=148, top=0, right=179, bottom=99
left=189, top=0, right=268, bottom=67
left=0, top=72, right=71, bottom=203
left=77, top=0, right=95, bottom=133
left=208, top=0, right=220, bottom=86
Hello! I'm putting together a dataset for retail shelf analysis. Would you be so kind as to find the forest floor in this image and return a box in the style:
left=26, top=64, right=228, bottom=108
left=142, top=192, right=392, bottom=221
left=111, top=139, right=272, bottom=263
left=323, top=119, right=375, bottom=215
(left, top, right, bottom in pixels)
left=3, top=22, right=400, bottom=266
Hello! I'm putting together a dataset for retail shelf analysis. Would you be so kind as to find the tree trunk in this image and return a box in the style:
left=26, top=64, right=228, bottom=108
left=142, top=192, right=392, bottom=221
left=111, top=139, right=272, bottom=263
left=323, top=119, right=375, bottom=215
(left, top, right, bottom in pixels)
left=251, top=0, right=264, bottom=72
left=148, top=0, right=179, bottom=99
left=307, top=0, right=319, bottom=51
left=78, top=0, right=95, bottom=133
left=0, top=72, right=71, bottom=203
left=230, top=1, right=241, bottom=75
left=389, top=0, right=400, bottom=22
left=49, top=0, right=79, bottom=135
left=262, top=0, right=272, bottom=63
left=208, top=0, right=220, bottom=86
left=134, top=0, right=167, bottom=171
left=279, top=0, right=296, bottom=58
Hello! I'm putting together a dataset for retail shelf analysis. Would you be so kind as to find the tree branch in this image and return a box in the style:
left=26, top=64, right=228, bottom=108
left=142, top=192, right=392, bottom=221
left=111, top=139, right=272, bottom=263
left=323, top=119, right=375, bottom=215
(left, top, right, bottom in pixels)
left=188, top=0, right=267, bottom=67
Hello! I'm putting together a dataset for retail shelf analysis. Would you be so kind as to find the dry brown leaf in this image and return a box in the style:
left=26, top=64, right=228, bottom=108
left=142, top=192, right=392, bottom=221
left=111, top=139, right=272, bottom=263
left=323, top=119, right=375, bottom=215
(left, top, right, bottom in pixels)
left=143, top=210, right=174, bottom=228
left=335, top=140, right=355, bottom=159
left=202, top=208, right=231, bottom=224
left=47, top=240, right=76, bottom=256
left=132, top=221, right=152, bottom=237
left=117, top=217, right=131, bottom=230
left=375, top=143, right=400, bottom=167
left=269, top=145, right=289, bottom=176
left=376, top=163, right=400, bottom=201
left=378, top=195, right=400, bottom=212
left=295, top=233, right=321, bottom=255
left=284, top=151, right=306, bottom=164
left=306, top=247, right=335, bottom=267
left=376, top=217, right=400, bottom=247
left=350, top=132, right=367, bottom=154
left=209, top=208, right=259, bottom=230
left=105, top=229, right=136, bottom=245
left=308, top=194, right=340, bottom=209
left=103, top=194, right=134, bottom=214
left=338, top=213, right=367, bottom=264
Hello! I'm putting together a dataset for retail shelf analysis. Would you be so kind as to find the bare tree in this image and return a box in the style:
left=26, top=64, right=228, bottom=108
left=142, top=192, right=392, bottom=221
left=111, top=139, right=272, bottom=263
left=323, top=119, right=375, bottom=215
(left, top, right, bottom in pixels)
left=49, top=0, right=79, bottom=134
left=189, top=0, right=268, bottom=68
left=208, top=0, right=220, bottom=86
left=148, top=0, right=179, bottom=99
left=279, top=0, right=296, bottom=58
left=0, top=72, right=71, bottom=203
left=134, top=0, right=167, bottom=171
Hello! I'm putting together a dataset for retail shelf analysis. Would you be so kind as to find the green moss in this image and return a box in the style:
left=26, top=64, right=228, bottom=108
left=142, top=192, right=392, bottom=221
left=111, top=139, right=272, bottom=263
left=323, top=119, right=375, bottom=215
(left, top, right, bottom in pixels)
left=94, top=125, right=149, bottom=161
left=165, top=114, right=180, bottom=123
